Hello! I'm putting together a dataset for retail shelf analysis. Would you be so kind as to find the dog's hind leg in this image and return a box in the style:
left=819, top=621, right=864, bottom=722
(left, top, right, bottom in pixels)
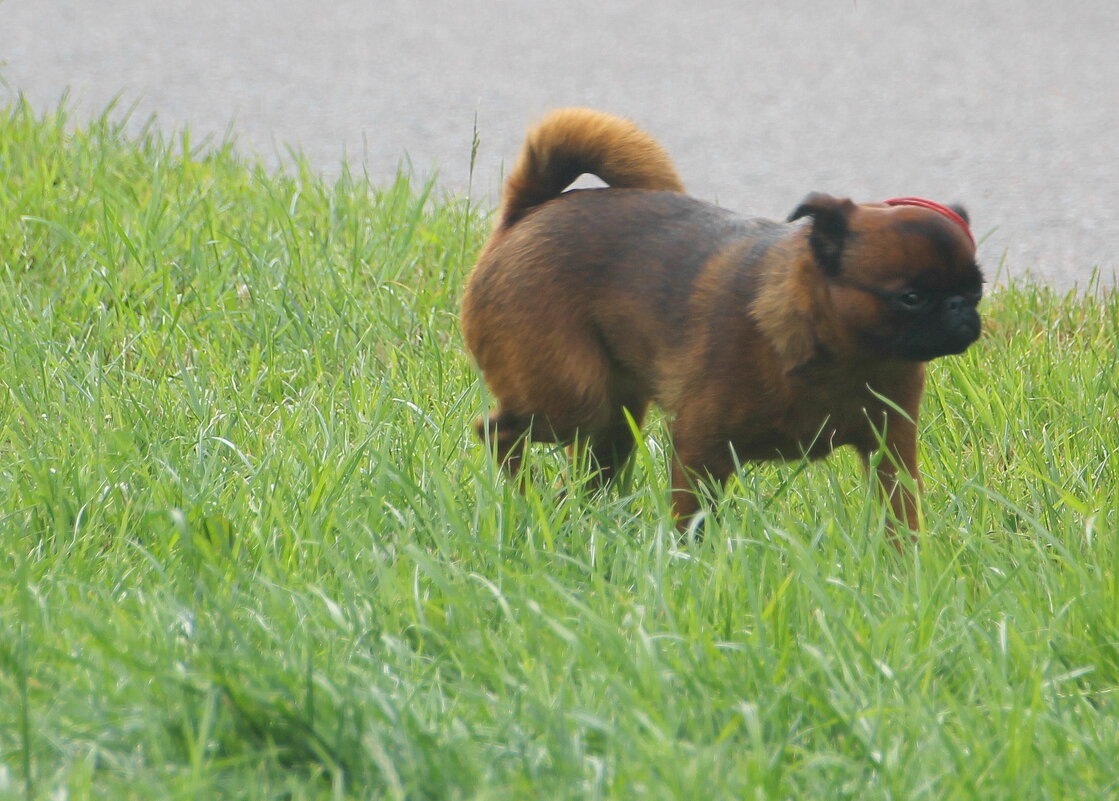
left=474, top=328, right=621, bottom=484
left=475, top=409, right=533, bottom=479
left=583, top=394, right=649, bottom=487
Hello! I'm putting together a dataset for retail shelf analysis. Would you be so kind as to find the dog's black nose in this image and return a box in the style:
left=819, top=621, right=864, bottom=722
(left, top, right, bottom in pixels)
left=945, top=295, right=966, bottom=313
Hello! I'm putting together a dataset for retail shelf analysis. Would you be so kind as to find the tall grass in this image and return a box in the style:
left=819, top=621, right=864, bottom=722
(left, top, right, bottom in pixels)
left=0, top=99, right=1116, bottom=800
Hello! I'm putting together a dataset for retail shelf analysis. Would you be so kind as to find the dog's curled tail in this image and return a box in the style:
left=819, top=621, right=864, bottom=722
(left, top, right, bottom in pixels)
left=498, top=108, right=684, bottom=228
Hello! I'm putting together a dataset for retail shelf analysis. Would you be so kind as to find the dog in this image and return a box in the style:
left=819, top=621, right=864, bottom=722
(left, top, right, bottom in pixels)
left=461, top=108, right=982, bottom=543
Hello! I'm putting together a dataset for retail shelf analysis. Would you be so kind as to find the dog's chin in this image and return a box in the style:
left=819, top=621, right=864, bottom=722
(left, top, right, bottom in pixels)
left=894, top=328, right=981, bottom=362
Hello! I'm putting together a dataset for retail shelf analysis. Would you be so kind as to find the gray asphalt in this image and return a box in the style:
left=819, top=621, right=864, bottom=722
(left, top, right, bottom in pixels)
left=2, top=1, right=1116, bottom=289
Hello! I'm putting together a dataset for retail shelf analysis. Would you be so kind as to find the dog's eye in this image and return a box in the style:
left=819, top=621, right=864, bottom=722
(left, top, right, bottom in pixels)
left=895, top=291, right=926, bottom=310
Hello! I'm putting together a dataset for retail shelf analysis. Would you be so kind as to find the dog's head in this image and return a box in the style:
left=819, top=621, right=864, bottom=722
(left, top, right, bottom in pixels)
left=788, top=192, right=984, bottom=362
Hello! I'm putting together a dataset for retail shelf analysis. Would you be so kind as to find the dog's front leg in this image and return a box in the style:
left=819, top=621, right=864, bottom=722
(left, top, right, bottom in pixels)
left=866, top=417, right=922, bottom=549
left=669, top=435, right=736, bottom=537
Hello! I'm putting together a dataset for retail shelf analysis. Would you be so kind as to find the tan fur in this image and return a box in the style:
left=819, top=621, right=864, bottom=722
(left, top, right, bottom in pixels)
left=498, top=108, right=685, bottom=228
left=462, top=109, right=982, bottom=545
left=750, top=251, right=828, bottom=369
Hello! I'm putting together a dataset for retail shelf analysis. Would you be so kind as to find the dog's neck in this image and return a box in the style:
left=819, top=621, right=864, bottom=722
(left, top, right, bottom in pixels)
left=750, top=238, right=834, bottom=372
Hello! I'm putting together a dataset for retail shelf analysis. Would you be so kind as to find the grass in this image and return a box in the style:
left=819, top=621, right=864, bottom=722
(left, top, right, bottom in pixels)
left=0, top=98, right=1117, bottom=800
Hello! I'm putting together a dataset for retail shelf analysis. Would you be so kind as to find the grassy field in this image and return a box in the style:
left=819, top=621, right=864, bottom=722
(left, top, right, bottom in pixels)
left=1, top=99, right=1117, bottom=801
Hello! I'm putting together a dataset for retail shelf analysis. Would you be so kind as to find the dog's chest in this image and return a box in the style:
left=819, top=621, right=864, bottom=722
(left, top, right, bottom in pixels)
left=733, top=374, right=891, bottom=460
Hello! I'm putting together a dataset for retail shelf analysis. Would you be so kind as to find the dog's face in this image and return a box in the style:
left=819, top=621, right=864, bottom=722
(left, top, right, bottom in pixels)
left=789, top=193, right=983, bottom=362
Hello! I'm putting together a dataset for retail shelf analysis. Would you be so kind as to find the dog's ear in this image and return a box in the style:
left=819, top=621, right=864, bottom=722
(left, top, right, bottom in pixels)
left=787, top=192, right=856, bottom=275
left=948, top=203, right=970, bottom=225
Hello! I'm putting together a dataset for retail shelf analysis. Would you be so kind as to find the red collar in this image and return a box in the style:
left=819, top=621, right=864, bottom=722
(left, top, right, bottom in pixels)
left=882, top=196, right=975, bottom=247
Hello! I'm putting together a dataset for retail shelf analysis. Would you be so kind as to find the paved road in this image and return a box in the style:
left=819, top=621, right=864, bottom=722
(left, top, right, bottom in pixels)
left=2, top=1, right=1116, bottom=289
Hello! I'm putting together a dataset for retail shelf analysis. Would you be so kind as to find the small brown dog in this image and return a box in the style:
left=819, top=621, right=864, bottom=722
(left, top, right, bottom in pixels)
left=462, top=108, right=982, bottom=541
